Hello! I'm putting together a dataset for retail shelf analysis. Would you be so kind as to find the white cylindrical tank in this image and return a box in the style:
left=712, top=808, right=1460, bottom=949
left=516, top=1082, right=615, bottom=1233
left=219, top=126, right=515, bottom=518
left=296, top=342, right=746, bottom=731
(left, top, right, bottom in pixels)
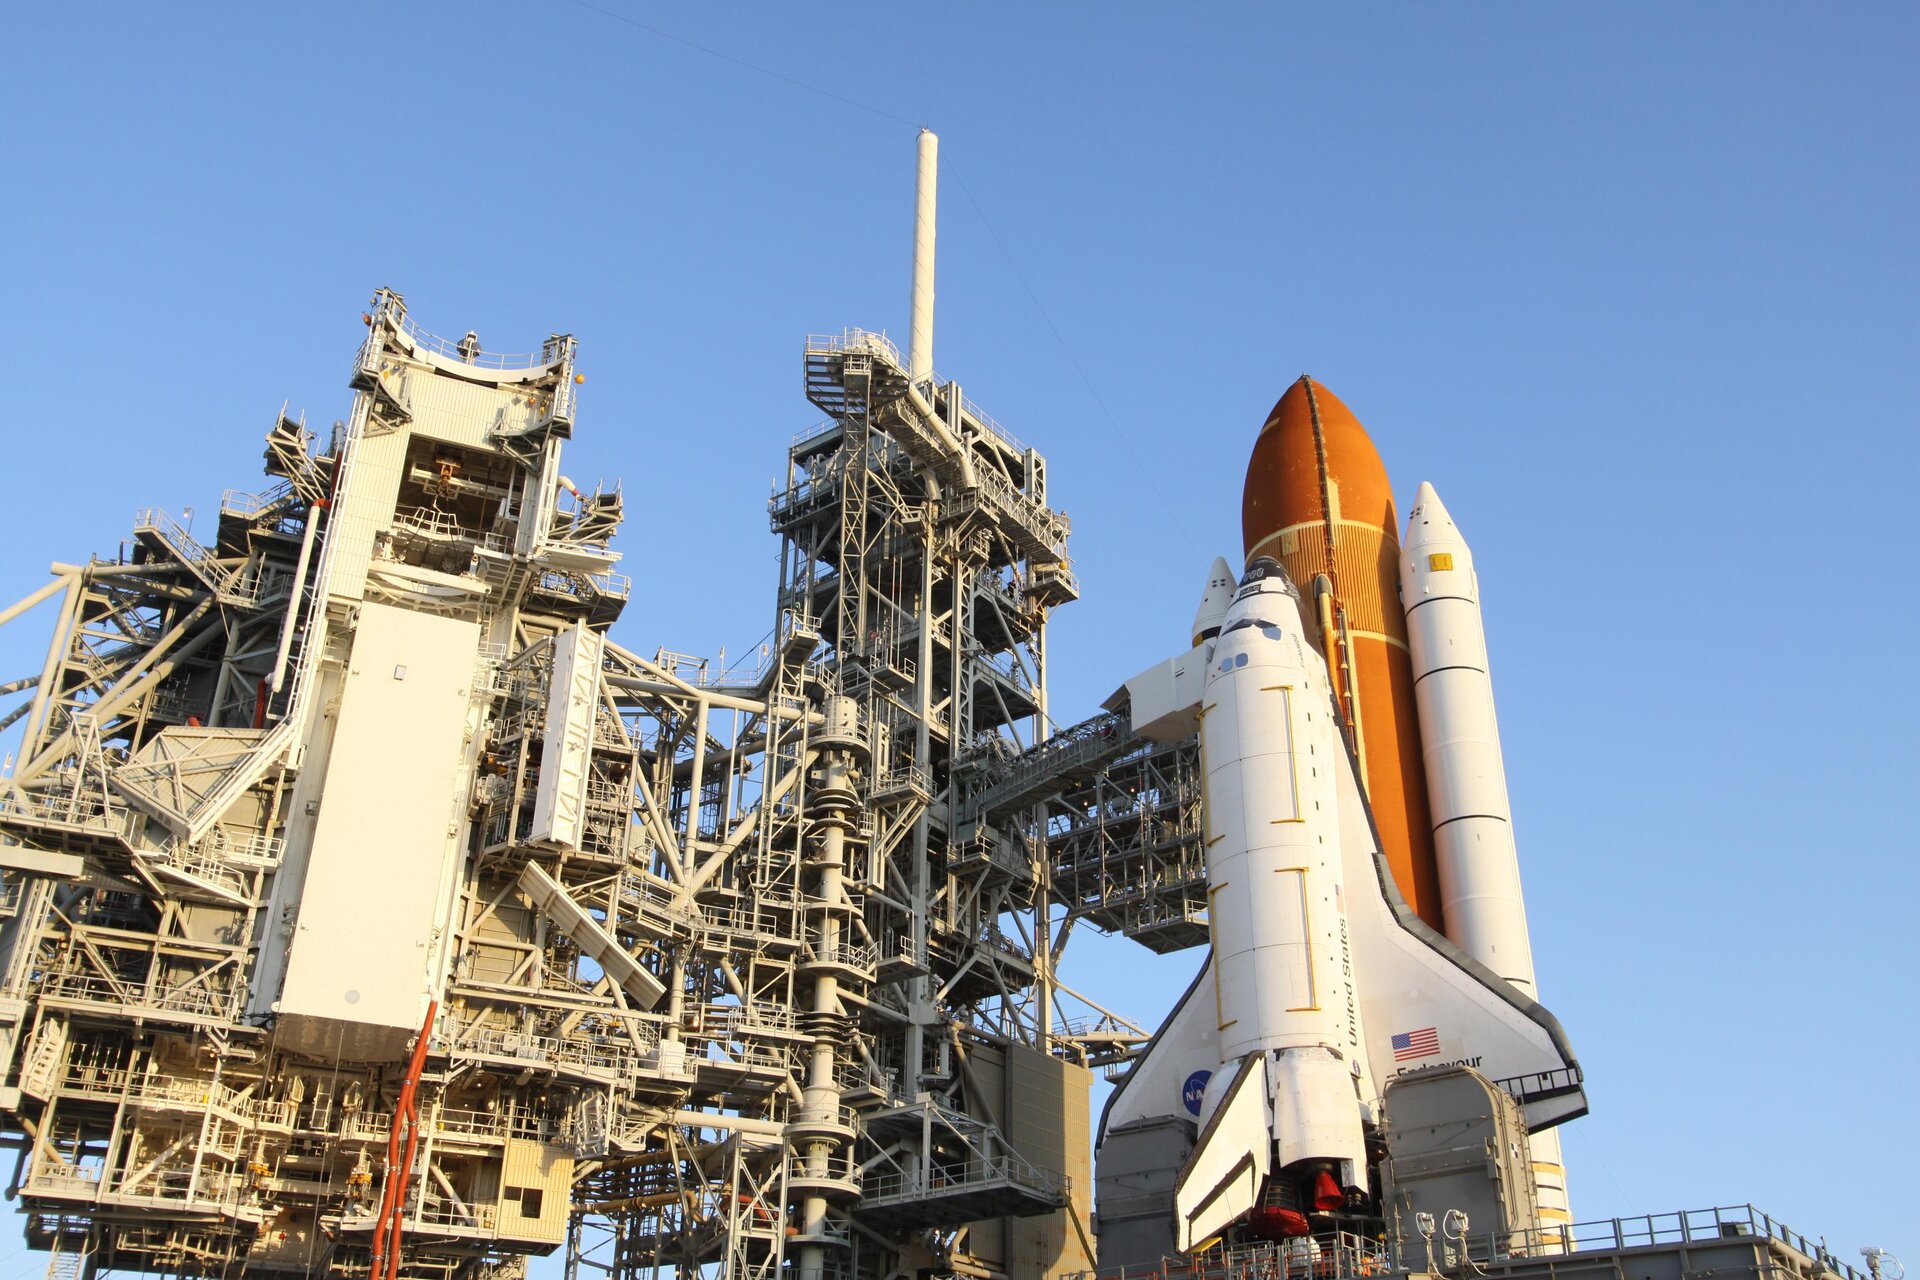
left=1401, top=480, right=1570, bottom=1238
left=1200, top=560, right=1371, bottom=1185
left=1399, top=482, right=1535, bottom=993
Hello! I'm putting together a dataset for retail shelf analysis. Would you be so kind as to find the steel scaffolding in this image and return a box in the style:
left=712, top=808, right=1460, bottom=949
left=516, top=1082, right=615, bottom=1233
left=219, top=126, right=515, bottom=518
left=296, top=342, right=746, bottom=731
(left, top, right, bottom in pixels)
left=0, top=294, right=1125, bottom=1280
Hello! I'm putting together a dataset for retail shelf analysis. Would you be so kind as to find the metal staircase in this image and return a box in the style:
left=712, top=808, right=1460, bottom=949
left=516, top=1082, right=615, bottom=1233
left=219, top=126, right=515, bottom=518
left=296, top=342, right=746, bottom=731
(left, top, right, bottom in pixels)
left=133, top=508, right=261, bottom=606
left=42, top=1219, right=91, bottom=1280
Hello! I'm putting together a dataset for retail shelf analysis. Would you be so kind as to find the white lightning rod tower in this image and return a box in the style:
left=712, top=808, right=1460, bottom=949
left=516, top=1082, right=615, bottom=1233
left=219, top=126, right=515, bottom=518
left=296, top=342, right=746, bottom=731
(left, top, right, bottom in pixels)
left=909, top=128, right=938, bottom=383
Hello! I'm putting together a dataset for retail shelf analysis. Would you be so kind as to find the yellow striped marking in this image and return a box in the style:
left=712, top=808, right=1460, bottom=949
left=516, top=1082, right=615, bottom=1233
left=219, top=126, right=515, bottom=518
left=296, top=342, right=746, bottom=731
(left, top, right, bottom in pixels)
left=1260, top=684, right=1307, bottom=822
left=1209, top=883, right=1237, bottom=1031
left=1278, top=866, right=1318, bottom=1011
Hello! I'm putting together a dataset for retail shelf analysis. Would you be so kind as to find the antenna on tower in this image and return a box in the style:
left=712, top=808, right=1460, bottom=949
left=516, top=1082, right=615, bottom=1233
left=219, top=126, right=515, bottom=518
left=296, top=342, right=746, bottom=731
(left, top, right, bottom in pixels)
left=1863, top=1248, right=1905, bottom=1280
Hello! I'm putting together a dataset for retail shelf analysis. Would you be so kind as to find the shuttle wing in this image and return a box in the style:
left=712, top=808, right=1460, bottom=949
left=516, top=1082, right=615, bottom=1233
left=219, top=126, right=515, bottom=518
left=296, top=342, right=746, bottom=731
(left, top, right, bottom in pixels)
left=1332, top=730, right=1586, bottom=1128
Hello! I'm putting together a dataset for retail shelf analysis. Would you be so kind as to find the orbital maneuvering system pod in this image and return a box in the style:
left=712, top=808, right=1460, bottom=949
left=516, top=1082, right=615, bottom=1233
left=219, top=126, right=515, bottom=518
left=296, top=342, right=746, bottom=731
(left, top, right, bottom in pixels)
left=1095, top=377, right=1583, bottom=1256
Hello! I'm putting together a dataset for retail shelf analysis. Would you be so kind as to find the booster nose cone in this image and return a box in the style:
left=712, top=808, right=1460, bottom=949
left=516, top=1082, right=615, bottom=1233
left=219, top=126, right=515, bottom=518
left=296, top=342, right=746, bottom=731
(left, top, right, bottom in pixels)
left=1402, top=481, right=1476, bottom=601
left=1404, top=480, right=1460, bottom=550
left=1190, top=555, right=1237, bottom=646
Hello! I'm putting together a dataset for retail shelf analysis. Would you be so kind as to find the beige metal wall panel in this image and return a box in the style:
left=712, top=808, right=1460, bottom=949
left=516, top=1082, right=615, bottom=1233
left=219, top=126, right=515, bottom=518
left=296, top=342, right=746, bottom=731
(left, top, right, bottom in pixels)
left=966, top=1044, right=1009, bottom=1267
left=465, top=887, right=532, bottom=985
left=324, top=428, right=409, bottom=603
left=497, top=1138, right=573, bottom=1244
left=404, top=370, right=539, bottom=448
left=968, top=1043, right=1095, bottom=1280
left=1008, top=1045, right=1094, bottom=1280
left=275, top=603, right=480, bottom=1059
left=529, top=622, right=601, bottom=848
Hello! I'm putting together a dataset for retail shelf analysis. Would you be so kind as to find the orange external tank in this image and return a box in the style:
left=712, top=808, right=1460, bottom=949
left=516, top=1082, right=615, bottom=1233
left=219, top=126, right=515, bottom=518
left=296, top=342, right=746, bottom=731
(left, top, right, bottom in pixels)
left=1241, top=376, right=1444, bottom=930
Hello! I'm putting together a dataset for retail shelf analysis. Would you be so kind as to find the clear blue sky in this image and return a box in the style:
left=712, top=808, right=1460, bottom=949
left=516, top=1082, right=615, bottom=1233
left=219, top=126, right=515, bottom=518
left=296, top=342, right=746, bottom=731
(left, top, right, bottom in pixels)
left=2, top=3, right=1914, bottom=1269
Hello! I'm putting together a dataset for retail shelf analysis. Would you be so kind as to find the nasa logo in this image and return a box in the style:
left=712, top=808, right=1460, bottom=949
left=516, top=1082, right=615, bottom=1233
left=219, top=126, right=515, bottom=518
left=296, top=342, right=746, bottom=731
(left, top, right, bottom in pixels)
left=1182, top=1069, right=1211, bottom=1117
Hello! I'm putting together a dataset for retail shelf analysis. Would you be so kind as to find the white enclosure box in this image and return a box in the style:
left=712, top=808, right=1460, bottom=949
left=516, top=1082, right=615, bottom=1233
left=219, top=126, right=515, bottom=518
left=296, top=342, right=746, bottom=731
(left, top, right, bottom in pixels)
left=275, top=602, right=479, bottom=1058
left=1106, top=642, right=1211, bottom=744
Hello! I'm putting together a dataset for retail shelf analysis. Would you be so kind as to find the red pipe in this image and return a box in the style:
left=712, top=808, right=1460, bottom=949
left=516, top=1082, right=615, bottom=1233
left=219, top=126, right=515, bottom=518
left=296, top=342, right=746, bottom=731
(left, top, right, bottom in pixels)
left=370, top=1001, right=436, bottom=1280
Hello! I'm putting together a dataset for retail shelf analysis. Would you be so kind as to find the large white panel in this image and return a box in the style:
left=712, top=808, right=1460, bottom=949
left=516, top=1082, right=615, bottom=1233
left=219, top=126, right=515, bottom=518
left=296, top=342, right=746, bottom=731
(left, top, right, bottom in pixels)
left=529, top=622, right=602, bottom=848
left=405, top=369, right=540, bottom=447
left=324, top=427, right=409, bottom=603
left=276, top=603, right=480, bottom=1058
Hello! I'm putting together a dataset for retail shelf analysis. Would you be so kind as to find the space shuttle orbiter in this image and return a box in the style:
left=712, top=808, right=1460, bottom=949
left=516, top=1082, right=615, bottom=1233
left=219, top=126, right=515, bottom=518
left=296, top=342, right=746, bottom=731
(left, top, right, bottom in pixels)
left=1095, top=378, right=1583, bottom=1251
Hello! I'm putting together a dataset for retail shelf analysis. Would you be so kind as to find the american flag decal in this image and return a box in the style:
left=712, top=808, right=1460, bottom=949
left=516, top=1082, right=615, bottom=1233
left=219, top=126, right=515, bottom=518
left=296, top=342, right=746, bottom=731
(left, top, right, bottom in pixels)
left=1391, top=1027, right=1440, bottom=1061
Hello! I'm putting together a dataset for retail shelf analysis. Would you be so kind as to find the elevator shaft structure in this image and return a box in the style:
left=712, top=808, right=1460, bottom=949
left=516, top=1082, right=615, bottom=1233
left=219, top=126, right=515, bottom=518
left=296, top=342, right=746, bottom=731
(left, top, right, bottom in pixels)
left=0, top=292, right=1107, bottom=1280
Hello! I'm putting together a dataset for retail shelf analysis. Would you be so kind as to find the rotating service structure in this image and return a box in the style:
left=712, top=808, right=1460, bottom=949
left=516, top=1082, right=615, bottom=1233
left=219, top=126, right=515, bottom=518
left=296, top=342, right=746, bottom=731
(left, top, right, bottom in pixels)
left=0, top=279, right=1125, bottom=1279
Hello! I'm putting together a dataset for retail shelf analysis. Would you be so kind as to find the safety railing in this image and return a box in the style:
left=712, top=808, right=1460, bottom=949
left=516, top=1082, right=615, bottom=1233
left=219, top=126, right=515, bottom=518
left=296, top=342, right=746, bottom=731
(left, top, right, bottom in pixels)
left=692, top=1039, right=793, bottom=1073
left=0, top=775, right=120, bottom=829
left=415, top=1193, right=499, bottom=1230
left=860, top=1152, right=1068, bottom=1206
left=1493, top=1204, right=1867, bottom=1277
left=219, top=481, right=295, bottom=519
left=388, top=303, right=565, bottom=372
left=26, top=1162, right=102, bottom=1192
left=870, top=764, right=932, bottom=801
left=391, top=506, right=476, bottom=540
left=435, top=1106, right=515, bottom=1141
left=1070, top=1207, right=1864, bottom=1280
left=949, top=383, right=1029, bottom=455
left=339, top=1109, right=394, bottom=1144
left=804, top=940, right=878, bottom=973
left=223, top=831, right=287, bottom=865
left=806, top=329, right=904, bottom=367
left=833, top=1059, right=899, bottom=1099
left=531, top=567, right=631, bottom=602
left=141, top=837, right=251, bottom=896
left=42, top=972, right=244, bottom=1021
left=446, top=1022, right=645, bottom=1077
left=133, top=508, right=215, bottom=571
left=791, top=418, right=843, bottom=447
left=685, top=1001, right=796, bottom=1037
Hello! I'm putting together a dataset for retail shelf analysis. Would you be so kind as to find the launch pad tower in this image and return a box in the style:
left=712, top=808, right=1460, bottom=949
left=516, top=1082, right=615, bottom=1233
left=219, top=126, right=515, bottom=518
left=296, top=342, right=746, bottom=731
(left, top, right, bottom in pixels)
left=0, top=276, right=1142, bottom=1279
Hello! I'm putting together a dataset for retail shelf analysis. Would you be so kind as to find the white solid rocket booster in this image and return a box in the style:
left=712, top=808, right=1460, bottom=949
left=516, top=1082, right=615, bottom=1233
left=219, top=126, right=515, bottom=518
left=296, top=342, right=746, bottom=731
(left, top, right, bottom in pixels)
left=1400, top=480, right=1570, bottom=1232
left=1190, top=555, right=1236, bottom=646
left=1400, top=482, right=1536, bottom=992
